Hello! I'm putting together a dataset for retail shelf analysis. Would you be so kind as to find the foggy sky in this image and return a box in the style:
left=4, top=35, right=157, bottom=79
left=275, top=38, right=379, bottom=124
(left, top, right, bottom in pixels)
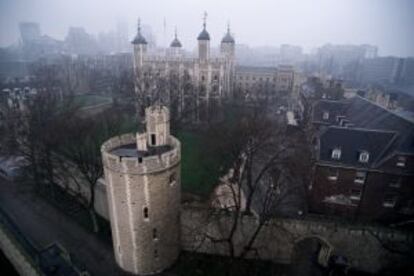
left=1, top=0, right=413, bottom=57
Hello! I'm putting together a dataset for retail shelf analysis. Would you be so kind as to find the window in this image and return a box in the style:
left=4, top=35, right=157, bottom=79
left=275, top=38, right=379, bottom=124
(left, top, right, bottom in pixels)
left=396, top=156, right=406, bottom=167
left=389, top=176, right=401, bottom=188
left=359, top=151, right=370, bottom=163
left=153, top=228, right=158, bottom=240
left=323, top=111, right=329, bottom=120
left=169, top=172, right=177, bottom=186
left=143, top=207, right=149, bottom=219
left=383, top=194, right=397, bottom=208
left=331, top=148, right=341, bottom=160
left=350, top=189, right=362, bottom=200
left=327, top=168, right=339, bottom=181
left=138, top=157, right=143, bottom=163
left=154, top=249, right=159, bottom=259
left=201, top=75, right=205, bottom=81
left=151, top=134, right=156, bottom=146
left=354, top=171, right=367, bottom=184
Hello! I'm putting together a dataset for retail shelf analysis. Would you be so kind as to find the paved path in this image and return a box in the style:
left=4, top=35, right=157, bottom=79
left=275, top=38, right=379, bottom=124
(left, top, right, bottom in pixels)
left=0, top=178, right=129, bottom=275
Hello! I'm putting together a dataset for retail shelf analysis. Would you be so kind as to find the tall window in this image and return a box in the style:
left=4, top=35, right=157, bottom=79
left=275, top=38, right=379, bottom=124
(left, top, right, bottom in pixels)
left=331, top=148, right=341, bottom=160
left=153, top=228, right=158, bottom=240
left=323, top=111, right=330, bottom=120
left=383, top=194, right=397, bottom=208
left=151, top=134, right=156, bottom=146
left=354, top=171, right=367, bottom=184
left=169, top=172, right=177, bottom=186
left=327, top=168, right=339, bottom=181
left=143, top=207, right=149, bottom=219
left=396, top=156, right=406, bottom=167
left=389, top=176, right=401, bottom=188
left=350, top=188, right=362, bottom=200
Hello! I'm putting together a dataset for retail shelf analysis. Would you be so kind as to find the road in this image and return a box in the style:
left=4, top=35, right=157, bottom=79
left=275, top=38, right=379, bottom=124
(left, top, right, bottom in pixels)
left=0, top=178, right=129, bottom=275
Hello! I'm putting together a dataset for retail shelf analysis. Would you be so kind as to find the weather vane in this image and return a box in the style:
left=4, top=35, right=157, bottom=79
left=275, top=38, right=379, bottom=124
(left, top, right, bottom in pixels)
left=203, top=11, right=208, bottom=28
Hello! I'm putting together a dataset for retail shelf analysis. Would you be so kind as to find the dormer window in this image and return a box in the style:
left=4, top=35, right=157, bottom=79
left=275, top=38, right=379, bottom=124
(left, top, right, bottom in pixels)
left=396, top=156, right=406, bottom=167
left=323, top=111, right=329, bottom=120
left=359, top=151, right=369, bottom=163
left=331, top=148, right=341, bottom=160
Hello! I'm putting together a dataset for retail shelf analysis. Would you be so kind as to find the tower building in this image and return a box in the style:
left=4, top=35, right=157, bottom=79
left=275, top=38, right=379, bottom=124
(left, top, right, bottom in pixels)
left=101, top=105, right=181, bottom=275
left=132, top=19, right=148, bottom=68
left=197, top=12, right=210, bottom=61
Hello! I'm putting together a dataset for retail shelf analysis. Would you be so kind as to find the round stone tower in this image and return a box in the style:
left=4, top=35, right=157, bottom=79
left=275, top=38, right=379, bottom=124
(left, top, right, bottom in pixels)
left=101, top=105, right=181, bottom=275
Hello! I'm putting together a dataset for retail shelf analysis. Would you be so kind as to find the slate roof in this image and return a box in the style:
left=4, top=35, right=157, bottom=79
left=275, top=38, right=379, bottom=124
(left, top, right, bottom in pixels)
left=110, top=143, right=171, bottom=158
left=132, top=32, right=147, bottom=45
left=197, top=28, right=210, bottom=40
left=170, top=38, right=182, bottom=48
left=312, top=100, right=348, bottom=125
left=314, top=95, right=414, bottom=168
left=319, top=127, right=397, bottom=168
left=221, top=32, right=235, bottom=43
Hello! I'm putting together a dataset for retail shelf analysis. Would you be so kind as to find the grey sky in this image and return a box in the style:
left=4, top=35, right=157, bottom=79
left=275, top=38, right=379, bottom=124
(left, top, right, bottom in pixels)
left=1, top=0, right=413, bottom=56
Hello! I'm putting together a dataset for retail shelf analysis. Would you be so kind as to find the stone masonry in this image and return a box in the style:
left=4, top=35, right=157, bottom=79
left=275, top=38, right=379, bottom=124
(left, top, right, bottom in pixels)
left=101, top=106, right=181, bottom=275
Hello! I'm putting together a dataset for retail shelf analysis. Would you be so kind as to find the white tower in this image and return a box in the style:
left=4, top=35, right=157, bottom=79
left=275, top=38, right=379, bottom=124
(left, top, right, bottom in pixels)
left=102, top=105, right=181, bottom=275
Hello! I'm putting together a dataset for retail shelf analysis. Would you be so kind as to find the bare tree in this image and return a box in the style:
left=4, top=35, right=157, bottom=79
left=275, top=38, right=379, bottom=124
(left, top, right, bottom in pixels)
left=57, top=108, right=129, bottom=232
left=187, top=96, right=312, bottom=273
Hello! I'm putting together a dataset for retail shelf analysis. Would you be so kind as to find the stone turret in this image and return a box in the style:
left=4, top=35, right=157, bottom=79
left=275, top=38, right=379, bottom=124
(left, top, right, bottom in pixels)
left=197, top=12, right=210, bottom=62
left=220, top=23, right=235, bottom=60
left=132, top=18, right=147, bottom=69
left=101, top=105, right=181, bottom=275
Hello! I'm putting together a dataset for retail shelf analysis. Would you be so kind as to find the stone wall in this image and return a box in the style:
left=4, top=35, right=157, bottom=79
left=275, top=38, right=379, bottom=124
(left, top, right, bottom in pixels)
left=95, top=180, right=413, bottom=274
left=180, top=206, right=413, bottom=273
left=0, top=224, right=40, bottom=276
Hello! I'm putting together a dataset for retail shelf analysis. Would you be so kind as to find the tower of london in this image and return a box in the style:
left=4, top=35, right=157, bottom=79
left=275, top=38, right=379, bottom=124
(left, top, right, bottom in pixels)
left=101, top=105, right=181, bottom=275
left=132, top=15, right=236, bottom=121
left=131, top=15, right=296, bottom=119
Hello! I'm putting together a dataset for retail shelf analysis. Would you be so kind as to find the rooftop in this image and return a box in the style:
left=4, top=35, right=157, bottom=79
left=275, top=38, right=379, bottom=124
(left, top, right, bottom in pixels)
left=110, top=143, right=172, bottom=158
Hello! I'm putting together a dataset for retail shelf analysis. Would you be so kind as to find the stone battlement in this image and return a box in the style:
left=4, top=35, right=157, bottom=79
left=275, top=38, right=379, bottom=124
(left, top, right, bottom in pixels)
left=101, top=133, right=180, bottom=175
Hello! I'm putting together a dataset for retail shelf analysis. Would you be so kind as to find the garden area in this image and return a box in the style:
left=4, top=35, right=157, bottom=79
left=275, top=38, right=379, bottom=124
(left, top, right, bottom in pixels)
left=176, top=130, right=222, bottom=199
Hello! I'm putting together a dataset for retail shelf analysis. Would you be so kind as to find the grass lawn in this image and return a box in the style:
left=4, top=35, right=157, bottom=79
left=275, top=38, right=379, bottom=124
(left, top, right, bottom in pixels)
left=177, top=131, right=221, bottom=199
left=72, top=94, right=112, bottom=108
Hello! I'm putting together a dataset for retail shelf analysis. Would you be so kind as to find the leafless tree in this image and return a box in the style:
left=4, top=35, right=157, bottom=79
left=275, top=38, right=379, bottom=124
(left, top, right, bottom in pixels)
left=186, top=96, right=313, bottom=274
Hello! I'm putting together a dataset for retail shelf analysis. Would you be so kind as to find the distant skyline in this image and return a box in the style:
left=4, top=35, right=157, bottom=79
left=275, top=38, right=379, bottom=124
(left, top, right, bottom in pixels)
left=0, top=0, right=413, bottom=57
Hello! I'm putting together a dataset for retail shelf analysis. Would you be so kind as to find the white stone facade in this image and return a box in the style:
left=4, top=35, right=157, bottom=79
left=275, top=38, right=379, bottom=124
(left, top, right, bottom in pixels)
left=101, top=106, right=181, bottom=275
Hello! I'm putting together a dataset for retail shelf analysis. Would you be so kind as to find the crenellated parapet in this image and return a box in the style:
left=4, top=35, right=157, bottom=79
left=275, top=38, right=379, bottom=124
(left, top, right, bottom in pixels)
left=101, top=133, right=181, bottom=175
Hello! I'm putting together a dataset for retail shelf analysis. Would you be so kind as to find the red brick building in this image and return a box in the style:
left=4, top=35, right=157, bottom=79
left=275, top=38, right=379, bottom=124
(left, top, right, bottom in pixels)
left=309, top=96, right=414, bottom=222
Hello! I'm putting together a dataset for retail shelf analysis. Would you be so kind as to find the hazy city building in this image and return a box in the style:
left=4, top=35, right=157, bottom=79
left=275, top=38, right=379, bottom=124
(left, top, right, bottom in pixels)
left=18, top=22, right=41, bottom=44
